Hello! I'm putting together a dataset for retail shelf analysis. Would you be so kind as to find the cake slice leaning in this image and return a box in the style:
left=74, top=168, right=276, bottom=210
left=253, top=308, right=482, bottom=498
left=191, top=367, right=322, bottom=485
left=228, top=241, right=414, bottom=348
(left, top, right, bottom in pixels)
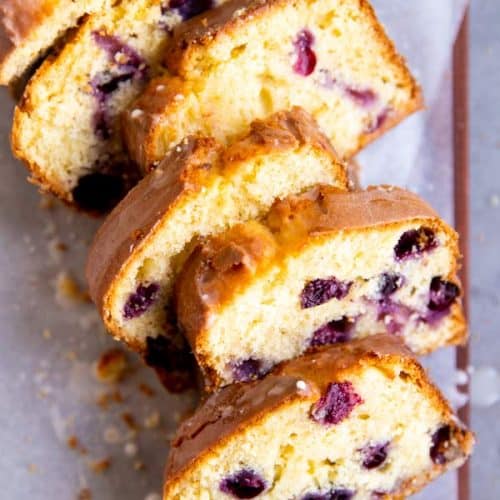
left=11, top=0, right=226, bottom=212
left=175, top=185, right=466, bottom=390
left=0, top=0, right=108, bottom=86
left=164, top=335, right=474, bottom=500
left=86, top=109, right=348, bottom=368
left=123, top=0, right=423, bottom=170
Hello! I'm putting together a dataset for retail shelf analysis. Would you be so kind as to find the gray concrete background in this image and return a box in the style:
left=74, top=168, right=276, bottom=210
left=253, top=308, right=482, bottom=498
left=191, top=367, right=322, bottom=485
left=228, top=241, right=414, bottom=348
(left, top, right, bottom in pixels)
left=470, top=0, right=500, bottom=497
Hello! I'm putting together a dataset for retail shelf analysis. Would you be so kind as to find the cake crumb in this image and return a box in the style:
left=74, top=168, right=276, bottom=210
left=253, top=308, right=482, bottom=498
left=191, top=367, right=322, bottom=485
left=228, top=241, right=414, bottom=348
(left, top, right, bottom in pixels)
left=27, top=463, right=38, bottom=474
left=67, top=435, right=87, bottom=455
left=96, top=390, right=124, bottom=409
left=94, top=349, right=128, bottom=384
left=121, top=412, right=139, bottom=432
left=42, top=328, right=52, bottom=340
left=88, top=457, right=111, bottom=474
left=103, top=426, right=122, bottom=444
left=138, top=383, right=155, bottom=397
left=144, top=411, right=161, bottom=429
left=134, top=460, right=146, bottom=471
left=77, top=488, right=92, bottom=500
left=55, top=271, right=90, bottom=306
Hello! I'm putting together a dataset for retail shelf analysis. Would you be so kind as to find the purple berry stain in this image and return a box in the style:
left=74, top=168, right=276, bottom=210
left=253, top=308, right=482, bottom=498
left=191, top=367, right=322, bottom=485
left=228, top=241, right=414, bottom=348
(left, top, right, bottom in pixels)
left=220, top=469, right=267, bottom=498
left=430, top=425, right=451, bottom=465
left=378, top=273, right=404, bottom=297
left=394, top=226, right=438, bottom=261
left=344, top=86, right=377, bottom=107
left=366, top=108, right=390, bottom=134
left=293, top=29, right=317, bottom=76
left=360, top=441, right=390, bottom=469
left=162, top=0, right=213, bottom=21
left=310, top=317, right=355, bottom=347
left=231, top=359, right=263, bottom=382
left=377, top=298, right=412, bottom=335
left=302, top=489, right=354, bottom=500
left=90, top=31, right=148, bottom=140
left=123, top=283, right=160, bottom=319
left=301, top=277, right=352, bottom=309
left=311, top=381, right=363, bottom=426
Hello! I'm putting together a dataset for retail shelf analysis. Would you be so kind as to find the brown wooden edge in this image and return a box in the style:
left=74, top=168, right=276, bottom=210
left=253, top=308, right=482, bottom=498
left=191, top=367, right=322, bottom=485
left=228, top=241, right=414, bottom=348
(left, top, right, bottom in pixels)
left=453, top=7, right=470, bottom=500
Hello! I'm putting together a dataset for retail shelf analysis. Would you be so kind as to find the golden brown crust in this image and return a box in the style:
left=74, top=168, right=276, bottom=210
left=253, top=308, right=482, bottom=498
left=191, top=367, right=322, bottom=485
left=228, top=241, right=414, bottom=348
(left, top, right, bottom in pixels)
left=0, top=1, right=54, bottom=84
left=124, top=0, right=423, bottom=169
left=87, top=108, right=345, bottom=349
left=164, top=335, right=473, bottom=497
left=175, top=185, right=457, bottom=351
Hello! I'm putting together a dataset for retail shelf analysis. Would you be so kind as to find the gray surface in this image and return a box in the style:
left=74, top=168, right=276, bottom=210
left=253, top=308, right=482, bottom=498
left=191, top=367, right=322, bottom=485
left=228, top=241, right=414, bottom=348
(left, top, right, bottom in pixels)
left=470, top=0, right=500, bottom=497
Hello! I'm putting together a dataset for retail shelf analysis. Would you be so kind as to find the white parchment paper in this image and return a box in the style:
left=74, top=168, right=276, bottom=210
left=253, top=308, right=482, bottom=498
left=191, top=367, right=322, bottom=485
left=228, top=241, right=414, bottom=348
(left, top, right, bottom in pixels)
left=0, top=2, right=468, bottom=498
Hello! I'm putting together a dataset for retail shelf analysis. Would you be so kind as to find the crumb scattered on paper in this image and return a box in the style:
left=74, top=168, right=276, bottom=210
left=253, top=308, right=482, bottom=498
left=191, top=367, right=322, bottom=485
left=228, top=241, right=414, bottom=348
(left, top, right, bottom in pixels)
left=94, top=349, right=128, bottom=384
left=88, top=457, right=111, bottom=474
left=55, top=271, right=90, bottom=306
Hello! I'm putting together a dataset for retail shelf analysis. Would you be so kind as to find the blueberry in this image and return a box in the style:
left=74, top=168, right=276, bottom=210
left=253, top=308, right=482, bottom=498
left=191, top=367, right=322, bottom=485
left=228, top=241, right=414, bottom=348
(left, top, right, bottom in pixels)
left=144, top=335, right=195, bottom=393
left=123, top=283, right=160, bottom=319
left=293, top=29, right=317, bottom=76
left=430, top=425, right=451, bottom=465
left=231, top=359, right=263, bottom=382
left=302, top=489, right=354, bottom=500
left=428, top=277, right=459, bottom=312
left=365, top=108, right=390, bottom=134
left=72, top=172, right=125, bottom=213
left=220, top=469, right=267, bottom=498
left=311, top=381, right=363, bottom=426
left=163, top=0, right=213, bottom=21
left=310, top=317, right=354, bottom=347
left=394, top=227, right=437, bottom=261
left=301, top=277, right=352, bottom=309
left=378, top=273, right=404, bottom=297
left=360, top=441, right=390, bottom=469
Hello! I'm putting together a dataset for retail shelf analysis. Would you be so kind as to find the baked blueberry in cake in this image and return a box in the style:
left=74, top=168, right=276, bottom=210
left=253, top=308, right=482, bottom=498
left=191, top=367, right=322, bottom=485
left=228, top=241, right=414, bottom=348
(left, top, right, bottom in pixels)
left=11, top=0, right=225, bottom=211
left=86, top=109, right=347, bottom=363
left=123, top=0, right=423, bottom=170
left=175, top=185, right=466, bottom=389
left=163, top=335, right=474, bottom=499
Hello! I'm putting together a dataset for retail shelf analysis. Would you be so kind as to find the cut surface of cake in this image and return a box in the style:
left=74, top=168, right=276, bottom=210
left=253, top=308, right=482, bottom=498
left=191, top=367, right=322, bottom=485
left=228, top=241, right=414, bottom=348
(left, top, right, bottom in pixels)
left=86, top=109, right=348, bottom=362
left=123, top=0, right=423, bottom=170
left=11, top=0, right=225, bottom=212
left=175, top=185, right=466, bottom=389
left=0, top=0, right=108, bottom=86
left=164, top=335, right=474, bottom=499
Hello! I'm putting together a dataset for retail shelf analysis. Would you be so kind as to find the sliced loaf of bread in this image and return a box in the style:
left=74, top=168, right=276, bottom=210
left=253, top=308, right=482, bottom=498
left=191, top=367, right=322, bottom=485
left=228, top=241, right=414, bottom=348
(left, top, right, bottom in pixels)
left=86, top=109, right=348, bottom=358
left=124, top=0, right=423, bottom=170
left=164, top=335, right=474, bottom=499
left=175, top=185, right=466, bottom=389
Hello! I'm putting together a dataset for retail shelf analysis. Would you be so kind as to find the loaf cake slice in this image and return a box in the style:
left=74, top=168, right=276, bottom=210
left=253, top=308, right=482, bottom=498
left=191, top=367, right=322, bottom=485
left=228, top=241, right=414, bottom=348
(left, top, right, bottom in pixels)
left=123, top=0, right=423, bottom=170
left=0, top=0, right=108, bottom=86
left=11, top=0, right=224, bottom=212
left=164, top=335, right=474, bottom=499
left=176, top=185, right=466, bottom=390
left=86, top=109, right=348, bottom=360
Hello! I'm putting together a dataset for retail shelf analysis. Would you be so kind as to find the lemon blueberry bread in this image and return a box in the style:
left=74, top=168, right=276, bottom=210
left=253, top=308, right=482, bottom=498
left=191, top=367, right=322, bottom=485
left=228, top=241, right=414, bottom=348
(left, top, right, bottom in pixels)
left=124, top=0, right=423, bottom=170
left=11, top=0, right=224, bottom=212
left=175, top=185, right=466, bottom=389
left=164, top=335, right=474, bottom=499
left=0, top=0, right=108, bottom=86
left=86, top=109, right=348, bottom=374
